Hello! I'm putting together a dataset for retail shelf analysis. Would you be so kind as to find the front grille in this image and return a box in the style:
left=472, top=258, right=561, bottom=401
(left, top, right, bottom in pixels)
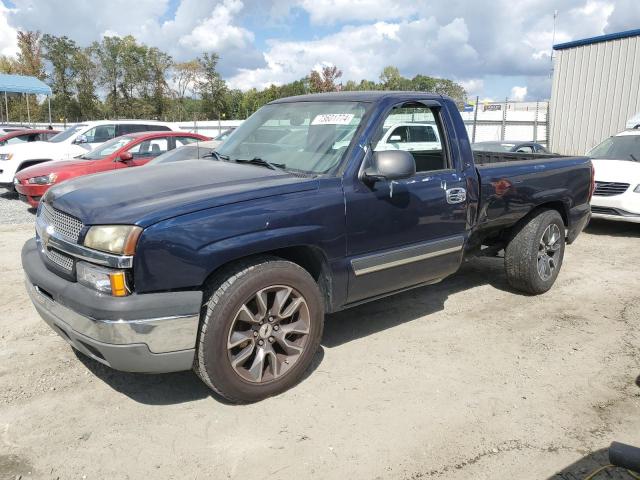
left=591, top=206, right=620, bottom=216
left=45, top=248, right=74, bottom=271
left=40, top=202, right=84, bottom=242
left=593, top=182, right=630, bottom=196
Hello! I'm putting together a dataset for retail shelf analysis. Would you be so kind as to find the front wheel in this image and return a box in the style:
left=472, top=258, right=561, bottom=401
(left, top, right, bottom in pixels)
left=195, top=257, right=324, bottom=403
left=504, top=209, right=566, bottom=294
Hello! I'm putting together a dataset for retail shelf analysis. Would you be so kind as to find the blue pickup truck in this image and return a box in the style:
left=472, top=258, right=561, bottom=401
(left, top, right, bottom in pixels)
left=22, top=92, right=593, bottom=403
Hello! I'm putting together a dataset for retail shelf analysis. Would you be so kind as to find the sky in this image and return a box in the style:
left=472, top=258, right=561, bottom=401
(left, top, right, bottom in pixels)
left=1, top=0, right=639, bottom=101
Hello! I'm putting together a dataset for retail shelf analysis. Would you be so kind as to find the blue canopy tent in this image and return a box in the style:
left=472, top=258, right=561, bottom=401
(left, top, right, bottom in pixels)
left=0, top=73, right=52, bottom=125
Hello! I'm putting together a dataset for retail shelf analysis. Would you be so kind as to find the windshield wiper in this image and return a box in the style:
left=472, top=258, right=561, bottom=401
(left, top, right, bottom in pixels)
left=207, top=151, right=230, bottom=161
left=234, top=157, right=286, bottom=171
left=630, top=153, right=638, bottom=162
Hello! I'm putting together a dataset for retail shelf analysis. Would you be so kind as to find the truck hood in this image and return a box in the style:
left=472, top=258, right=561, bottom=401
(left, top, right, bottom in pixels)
left=591, top=159, right=640, bottom=182
left=46, top=160, right=319, bottom=226
left=15, top=158, right=93, bottom=179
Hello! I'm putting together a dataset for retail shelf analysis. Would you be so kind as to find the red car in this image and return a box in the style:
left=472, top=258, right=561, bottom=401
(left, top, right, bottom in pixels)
left=0, top=128, right=60, bottom=147
left=14, top=131, right=209, bottom=207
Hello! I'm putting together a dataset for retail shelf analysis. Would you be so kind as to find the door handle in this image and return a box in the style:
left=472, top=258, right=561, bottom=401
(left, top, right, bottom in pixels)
left=446, top=188, right=466, bottom=204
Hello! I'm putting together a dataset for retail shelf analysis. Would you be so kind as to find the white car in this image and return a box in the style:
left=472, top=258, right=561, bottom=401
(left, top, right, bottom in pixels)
left=626, top=112, right=640, bottom=129
left=375, top=122, right=441, bottom=152
left=0, top=120, right=174, bottom=190
left=588, top=129, right=640, bottom=223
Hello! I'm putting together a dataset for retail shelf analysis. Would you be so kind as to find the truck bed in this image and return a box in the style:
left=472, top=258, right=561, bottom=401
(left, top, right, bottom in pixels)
left=473, top=151, right=563, bottom=165
left=472, top=153, right=592, bottom=243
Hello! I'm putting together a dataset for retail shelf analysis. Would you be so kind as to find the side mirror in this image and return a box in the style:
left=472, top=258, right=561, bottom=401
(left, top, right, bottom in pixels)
left=118, top=151, right=134, bottom=162
left=363, top=150, right=416, bottom=183
left=74, top=134, right=88, bottom=145
left=389, top=135, right=402, bottom=142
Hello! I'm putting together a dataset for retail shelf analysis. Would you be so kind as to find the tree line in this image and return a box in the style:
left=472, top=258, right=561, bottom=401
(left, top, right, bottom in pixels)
left=0, top=31, right=467, bottom=124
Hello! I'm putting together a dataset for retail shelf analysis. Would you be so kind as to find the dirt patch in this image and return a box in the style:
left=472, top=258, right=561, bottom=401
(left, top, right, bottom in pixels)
left=0, top=218, right=639, bottom=479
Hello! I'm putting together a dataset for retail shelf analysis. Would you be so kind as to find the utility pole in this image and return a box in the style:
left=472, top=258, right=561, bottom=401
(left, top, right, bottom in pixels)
left=550, top=10, right=558, bottom=78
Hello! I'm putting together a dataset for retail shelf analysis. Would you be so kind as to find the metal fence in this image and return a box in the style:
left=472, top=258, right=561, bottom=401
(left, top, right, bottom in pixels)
left=6, top=101, right=551, bottom=148
left=460, top=98, right=550, bottom=147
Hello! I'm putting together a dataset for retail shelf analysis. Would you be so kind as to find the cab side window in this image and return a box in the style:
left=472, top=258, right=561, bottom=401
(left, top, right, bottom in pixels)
left=374, top=104, right=447, bottom=173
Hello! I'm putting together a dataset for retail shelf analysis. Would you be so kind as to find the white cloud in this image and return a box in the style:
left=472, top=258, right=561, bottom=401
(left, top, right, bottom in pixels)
left=460, top=79, right=484, bottom=97
left=604, top=0, right=640, bottom=33
left=510, top=86, right=528, bottom=101
left=0, top=3, right=18, bottom=57
left=298, top=0, right=420, bottom=25
left=178, top=0, right=254, bottom=51
left=5, top=0, right=263, bottom=76
left=2, top=0, right=640, bottom=100
left=227, top=17, right=482, bottom=90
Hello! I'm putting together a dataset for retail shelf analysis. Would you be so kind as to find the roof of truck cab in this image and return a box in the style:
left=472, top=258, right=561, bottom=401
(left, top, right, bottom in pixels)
left=270, top=91, right=447, bottom=103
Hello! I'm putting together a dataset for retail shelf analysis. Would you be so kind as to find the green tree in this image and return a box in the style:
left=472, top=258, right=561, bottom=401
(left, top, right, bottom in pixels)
left=42, top=34, right=79, bottom=121
left=74, top=48, right=100, bottom=120
left=308, top=65, right=342, bottom=93
left=0, top=56, right=18, bottom=74
left=196, top=53, right=227, bottom=120
left=146, top=47, right=173, bottom=118
left=172, top=59, right=201, bottom=120
left=16, top=31, right=45, bottom=79
left=92, top=36, right=125, bottom=116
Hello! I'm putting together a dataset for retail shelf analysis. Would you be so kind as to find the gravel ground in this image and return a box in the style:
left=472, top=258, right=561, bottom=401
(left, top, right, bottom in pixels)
left=0, top=188, right=36, bottom=225
left=0, top=203, right=639, bottom=480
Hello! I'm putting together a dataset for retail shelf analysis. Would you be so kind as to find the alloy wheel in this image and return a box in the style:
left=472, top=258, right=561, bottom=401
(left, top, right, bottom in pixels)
left=227, top=285, right=311, bottom=383
left=537, top=223, right=562, bottom=281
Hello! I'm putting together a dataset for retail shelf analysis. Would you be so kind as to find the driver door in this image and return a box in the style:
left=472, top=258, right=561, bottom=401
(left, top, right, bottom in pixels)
left=344, top=101, right=468, bottom=303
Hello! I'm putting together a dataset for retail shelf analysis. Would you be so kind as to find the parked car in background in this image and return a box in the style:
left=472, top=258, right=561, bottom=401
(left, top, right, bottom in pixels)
left=472, top=141, right=550, bottom=153
left=22, top=92, right=592, bottom=403
left=208, top=127, right=236, bottom=149
left=0, top=129, right=59, bottom=147
left=0, top=124, right=32, bottom=135
left=14, top=131, right=208, bottom=207
left=0, top=120, right=174, bottom=190
left=377, top=122, right=441, bottom=152
left=626, top=112, right=640, bottom=129
left=147, top=140, right=220, bottom=165
left=587, top=129, right=640, bottom=223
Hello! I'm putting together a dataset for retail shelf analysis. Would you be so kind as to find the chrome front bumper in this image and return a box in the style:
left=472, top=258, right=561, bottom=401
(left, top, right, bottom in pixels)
left=26, top=280, right=199, bottom=353
left=22, top=238, right=203, bottom=373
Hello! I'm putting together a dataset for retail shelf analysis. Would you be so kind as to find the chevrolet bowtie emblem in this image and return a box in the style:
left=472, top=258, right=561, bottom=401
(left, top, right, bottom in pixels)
left=42, top=224, right=54, bottom=247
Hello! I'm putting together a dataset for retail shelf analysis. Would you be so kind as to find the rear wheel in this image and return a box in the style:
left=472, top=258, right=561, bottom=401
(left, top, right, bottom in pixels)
left=504, top=209, right=566, bottom=294
left=195, top=257, right=324, bottom=403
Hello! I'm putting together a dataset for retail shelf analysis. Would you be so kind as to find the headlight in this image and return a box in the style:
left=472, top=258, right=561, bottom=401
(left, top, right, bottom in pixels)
left=634, top=185, right=640, bottom=193
left=83, top=225, right=142, bottom=255
left=0, top=153, right=13, bottom=161
left=76, top=261, right=129, bottom=296
left=27, top=173, right=57, bottom=185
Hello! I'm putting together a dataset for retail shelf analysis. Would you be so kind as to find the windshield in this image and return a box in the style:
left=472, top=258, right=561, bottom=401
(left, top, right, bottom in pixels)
left=147, top=145, right=213, bottom=165
left=80, top=136, right=134, bottom=160
left=587, top=135, right=640, bottom=161
left=49, top=124, right=87, bottom=143
left=216, top=101, right=368, bottom=174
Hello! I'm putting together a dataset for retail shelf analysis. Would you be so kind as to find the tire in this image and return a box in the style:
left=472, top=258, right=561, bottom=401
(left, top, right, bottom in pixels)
left=195, top=256, right=324, bottom=403
left=504, top=209, right=566, bottom=294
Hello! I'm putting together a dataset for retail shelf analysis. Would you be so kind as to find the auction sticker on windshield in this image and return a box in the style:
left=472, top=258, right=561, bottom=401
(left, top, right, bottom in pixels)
left=311, top=114, right=355, bottom=125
